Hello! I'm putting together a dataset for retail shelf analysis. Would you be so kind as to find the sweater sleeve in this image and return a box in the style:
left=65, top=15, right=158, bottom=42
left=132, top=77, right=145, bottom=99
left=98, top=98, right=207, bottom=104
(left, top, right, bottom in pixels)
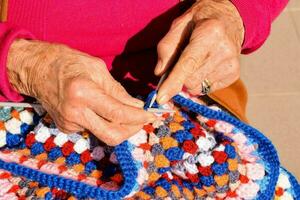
left=0, top=23, right=34, bottom=102
left=230, top=0, right=289, bottom=54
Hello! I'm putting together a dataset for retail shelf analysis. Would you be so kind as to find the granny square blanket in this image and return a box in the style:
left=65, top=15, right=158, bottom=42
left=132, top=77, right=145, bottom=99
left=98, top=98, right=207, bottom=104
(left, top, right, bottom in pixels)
left=0, top=92, right=299, bottom=200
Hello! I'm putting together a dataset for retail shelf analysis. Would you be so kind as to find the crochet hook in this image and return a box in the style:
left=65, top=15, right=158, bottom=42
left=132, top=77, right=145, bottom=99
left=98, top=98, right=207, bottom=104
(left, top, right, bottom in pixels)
left=148, top=69, right=170, bottom=108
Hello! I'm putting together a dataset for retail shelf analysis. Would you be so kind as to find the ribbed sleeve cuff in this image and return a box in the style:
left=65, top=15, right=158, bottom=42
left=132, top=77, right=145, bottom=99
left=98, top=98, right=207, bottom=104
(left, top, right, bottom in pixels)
left=230, top=0, right=271, bottom=54
left=0, top=24, right=35, bottom=102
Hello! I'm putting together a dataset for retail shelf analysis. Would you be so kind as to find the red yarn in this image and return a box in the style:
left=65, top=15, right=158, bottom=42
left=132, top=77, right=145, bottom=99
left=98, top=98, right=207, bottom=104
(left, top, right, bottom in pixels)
left=198, top=166, right=212, bottom=176
left=182, top=140, right=198, bottom=154
left=61, top=141, right=74, bottom=156
left=37, top=160, right=47, bottom=169
left=139, top=143, right=152, bottom=151
left=80, top=150, right=92, bottom=163
left=19, top=155, right=28, bottom=163
left=227, top=190, right=237, bottom=197
left=78, top=174, right=87, bottom=181
left=8, top=185, right=20, bottom=193
left=186, top=172, right=199, bottom=183
left=0, top=172, right=11, bottom=179
left=44, top=137, right=56, bottom=151
left=143, top=124, right=154, bottom=133
left=25, top=133, right=36, bottom=148
left=205, top=120, right=217, bottom=127
left=190, top=127, right=205, bottom=137
left=275, top=187, right=284, bottom=196
left=240, top=174, right=249, bottom=183
left=58, top=165, right=68, bottom=173
left=212, top=151, right=228, bottom=164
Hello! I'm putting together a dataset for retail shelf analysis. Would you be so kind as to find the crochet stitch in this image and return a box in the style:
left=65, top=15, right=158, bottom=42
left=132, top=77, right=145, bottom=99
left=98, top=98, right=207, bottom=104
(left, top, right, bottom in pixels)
left=0, top=92, right=299, bottom=199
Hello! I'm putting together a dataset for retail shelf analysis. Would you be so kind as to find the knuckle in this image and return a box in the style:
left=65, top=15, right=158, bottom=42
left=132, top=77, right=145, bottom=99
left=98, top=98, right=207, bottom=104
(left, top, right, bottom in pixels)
left=110, top=82, right=125, bottom=95
left=109, top=107, right=125, bottom=122
left=185, top=78, right=199, bottom=90
left=208, top=20, right=225, bottom=37
left=181, top=56, right=198, bottom=74
left=224, top=43, right=236, bottom=57
left=157, top=40, right=172, bottom=55
left=67, top=79, right=85, bottom=99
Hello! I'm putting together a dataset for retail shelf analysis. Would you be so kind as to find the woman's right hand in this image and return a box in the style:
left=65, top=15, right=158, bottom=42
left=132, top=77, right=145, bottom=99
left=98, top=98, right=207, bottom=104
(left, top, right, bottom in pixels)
left=7, top=39, right=156, bottom=146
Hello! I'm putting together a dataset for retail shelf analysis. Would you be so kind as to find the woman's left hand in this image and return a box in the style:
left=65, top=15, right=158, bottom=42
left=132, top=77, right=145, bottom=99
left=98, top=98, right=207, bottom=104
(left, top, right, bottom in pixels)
left=155, top=0, right=244, bottom=104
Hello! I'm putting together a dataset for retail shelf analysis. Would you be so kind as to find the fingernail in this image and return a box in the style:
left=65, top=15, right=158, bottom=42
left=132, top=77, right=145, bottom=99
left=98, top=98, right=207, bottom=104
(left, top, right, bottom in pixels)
left=148, top=115, right=157, bottom=122
left=155, top=60, right=162, bottom=75
left=157, top=94, right=169, bottom=104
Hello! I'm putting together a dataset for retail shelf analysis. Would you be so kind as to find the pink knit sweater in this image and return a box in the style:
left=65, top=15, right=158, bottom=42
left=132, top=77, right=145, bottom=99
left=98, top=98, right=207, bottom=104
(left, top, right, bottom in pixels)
left=0, top=0, right=289, bottom=101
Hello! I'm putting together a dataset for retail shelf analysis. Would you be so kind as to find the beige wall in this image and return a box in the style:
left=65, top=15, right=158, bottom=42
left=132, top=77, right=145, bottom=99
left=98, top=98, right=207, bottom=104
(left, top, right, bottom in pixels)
left=240, top=0, right=300, bottom=178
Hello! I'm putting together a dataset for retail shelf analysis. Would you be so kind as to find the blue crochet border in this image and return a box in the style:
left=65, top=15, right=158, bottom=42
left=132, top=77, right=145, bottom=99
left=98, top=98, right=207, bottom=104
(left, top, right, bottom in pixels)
left=172, top=95, right=280, bottom=200
left=0, top=141, right=138, bottom=200
left=281, top=167, right=300, bottom=199
left=0, top=94, right=282, bottom=199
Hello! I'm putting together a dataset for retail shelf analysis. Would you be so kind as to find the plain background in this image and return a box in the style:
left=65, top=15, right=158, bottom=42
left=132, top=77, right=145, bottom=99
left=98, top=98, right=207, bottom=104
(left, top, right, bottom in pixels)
left=240, top=0, right=300, bottom=179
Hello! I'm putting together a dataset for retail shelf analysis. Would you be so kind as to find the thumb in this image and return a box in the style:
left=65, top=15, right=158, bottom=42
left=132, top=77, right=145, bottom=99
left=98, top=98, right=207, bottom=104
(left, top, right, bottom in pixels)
left=154, top=12, right=194, bottom=76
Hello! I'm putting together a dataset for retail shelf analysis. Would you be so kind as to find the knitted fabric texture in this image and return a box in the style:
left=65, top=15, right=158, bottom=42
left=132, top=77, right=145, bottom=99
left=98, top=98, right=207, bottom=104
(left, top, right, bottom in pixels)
left=0, top=92, right=299, bottom=199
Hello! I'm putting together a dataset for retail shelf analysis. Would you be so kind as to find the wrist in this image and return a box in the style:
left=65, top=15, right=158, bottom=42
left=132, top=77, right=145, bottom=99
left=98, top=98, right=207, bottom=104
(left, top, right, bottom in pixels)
left=192, top=0, right=244, bottom=49
left=7, top=39, right=61, bottom=98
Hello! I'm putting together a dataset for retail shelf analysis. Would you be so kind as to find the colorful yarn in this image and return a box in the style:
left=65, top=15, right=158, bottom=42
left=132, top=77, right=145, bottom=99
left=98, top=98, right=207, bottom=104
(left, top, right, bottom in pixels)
left=0, top=92, right=299, bottom=199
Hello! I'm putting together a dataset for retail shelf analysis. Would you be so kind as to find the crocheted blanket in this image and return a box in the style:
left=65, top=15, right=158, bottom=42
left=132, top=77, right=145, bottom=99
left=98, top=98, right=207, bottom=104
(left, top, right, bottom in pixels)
left=0, top=92, right=299, bottom=200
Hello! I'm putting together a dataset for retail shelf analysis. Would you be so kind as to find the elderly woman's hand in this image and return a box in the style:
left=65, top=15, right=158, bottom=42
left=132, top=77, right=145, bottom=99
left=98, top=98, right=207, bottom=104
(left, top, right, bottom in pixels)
left=7, top=39, right=155, bottom=146
left=155, top=0, right=244, bottom=104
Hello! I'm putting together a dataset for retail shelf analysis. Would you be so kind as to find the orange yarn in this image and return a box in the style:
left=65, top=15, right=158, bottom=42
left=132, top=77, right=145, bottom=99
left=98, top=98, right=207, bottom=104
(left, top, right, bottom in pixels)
left=171, top=184, right=181, bottom=198
left=154, top=154, right=170, bottom=168
left=148, top=172, right=160, bottom=182
left=35, top=153, right=48, bottom=161
left=160, top=136, right=178, bottom=149
left=29, top=182, right=39, bottom=188
left=169, top=122, right=183, bottom=132
left=214, top=174, right=229, bottom=186
left=110, top=173, right=123, bottom=184
left=155, top=186, right=168, bottom=198
left=36, top=187, right=50, bottom=197
left=91, top=170, right=102, bottom=179
left=135, top=191, right=151, bottom=200
left=55, top=157, right=66, bottom=165
left=173, top=112, right=185, bottom=123
left=195, top=188, right=207, bottom=197
left=228, top=158, right=238, bottom=171
left=204, top=185, right=216, bottom=193
left=0, top=121, right=5, bottom=130
left=10, top=109, right=20, bottom=119
left=73, top=164, right=84, bottom=173
left=183, top=188, right=194, bottom=200
left=17, top=149, right=31, bottom=156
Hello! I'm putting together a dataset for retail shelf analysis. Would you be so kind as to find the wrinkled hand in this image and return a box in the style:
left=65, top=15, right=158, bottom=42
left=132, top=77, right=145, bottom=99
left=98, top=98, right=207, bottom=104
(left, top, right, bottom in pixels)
left=155, top=0, right=244, bottom=104
left=7, top=39, right=155, bottom=145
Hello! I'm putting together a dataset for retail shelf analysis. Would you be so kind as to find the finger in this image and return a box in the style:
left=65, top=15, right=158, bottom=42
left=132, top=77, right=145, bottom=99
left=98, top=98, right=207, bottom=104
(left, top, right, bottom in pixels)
left=184, top=53, right=226, bottom=94
left=78, top=108, right=143, bottom=146
left=155, top=12, right=194, bottom=76
left=55, top=120, right=84, bottom=134
left=82, top=83, right=156, bottom=124
left=209, top=58, right=240, bottom=92
left=104, top=76, right=145, bottom=108
left=86, top=60, right=145, bottom=108
left=157, top=34, right=209, bottom=104
left=89, top=92, right=155, bottom=125
left=187, top=58, right=240, bottom=95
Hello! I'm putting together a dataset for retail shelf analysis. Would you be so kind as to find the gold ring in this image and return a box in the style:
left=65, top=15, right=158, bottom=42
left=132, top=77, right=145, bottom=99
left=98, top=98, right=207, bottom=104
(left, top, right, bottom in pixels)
left=201, top=79, right=211, bottom=95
